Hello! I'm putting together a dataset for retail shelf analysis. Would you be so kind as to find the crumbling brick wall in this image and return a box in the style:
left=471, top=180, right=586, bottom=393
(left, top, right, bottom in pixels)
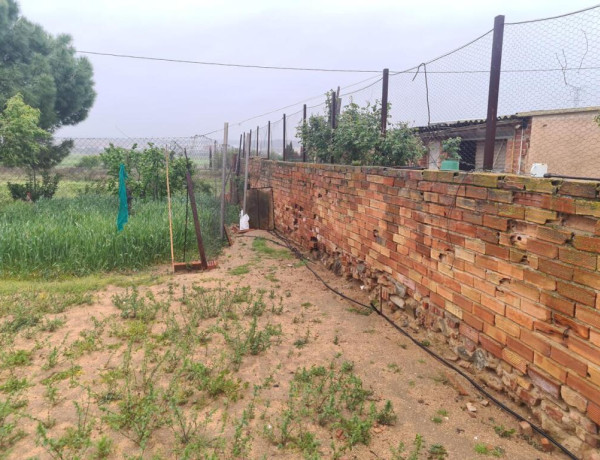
left=250, top=158, right=600, bottom=455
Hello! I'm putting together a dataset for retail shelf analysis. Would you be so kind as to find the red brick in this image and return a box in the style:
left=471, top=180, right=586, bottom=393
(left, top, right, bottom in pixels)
left=573, top=269, right=600, bottom=290
left=575, top=306, right=600, bottom=330
left=463, top=311, right=483, bottom=331
left=538, top=259, right=574, bottom=281
left=473, top=304, right=495, bottom=325
left=559, top=247, right=597, bottom=270
left=483, top=323, right=507, bottom=344
left=496, top=315, right=521, bottom=337
left=573, top=235, right=600, bottom=253
left=503, top=347, right=529, bottom=373
left=510, top=281, right=540, bottom=302
left=536, top=226, right=573, bottom=244
left=480, top=294, right=505, bottom=315
left=528, top=365, right=561, bottom=398
left=507, top=336, right=534, bottom=362
left=568, top=373, right=600, bottom=407
left=540, top=291, right=575, bottom=316
left=452, top=293, right=474, bottom=313
left=459, top=322, right=480, bottom=344
left=480, top=334, right=503, bottom=358
left=527, top=239, right=558, bottom=259
left=567, top=336, right=600, bottom=367
left=483, top=214, right=509, bottom=231
left=553, top=313, right=589, bottom=339
left=485, top=243, right=509, bottom=260
left=523, top=269, right=556, bottom=291
left=551, top=346, right=588, bottom=377
left=589, top=401, right=600, bottom=425
left=520, top=299, right=551, bottom=321
left=505, top=305, right=534, bottom=330
left=557, top=281, right=596, bottom=307
left=521, top=330, right=551, bottom=356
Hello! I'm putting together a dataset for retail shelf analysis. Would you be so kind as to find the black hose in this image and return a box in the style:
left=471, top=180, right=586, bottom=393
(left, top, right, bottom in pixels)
left=259, top=229, right=579, bottom=460
left=543, top=173, right=600, bottom=182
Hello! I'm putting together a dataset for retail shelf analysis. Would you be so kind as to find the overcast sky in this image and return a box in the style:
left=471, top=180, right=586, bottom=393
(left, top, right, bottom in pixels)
left=18, top=0, right=599, bottom=141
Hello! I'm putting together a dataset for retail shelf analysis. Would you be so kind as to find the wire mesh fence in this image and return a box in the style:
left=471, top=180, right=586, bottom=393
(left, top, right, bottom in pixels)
left=2, top=4, right=600, bottom=195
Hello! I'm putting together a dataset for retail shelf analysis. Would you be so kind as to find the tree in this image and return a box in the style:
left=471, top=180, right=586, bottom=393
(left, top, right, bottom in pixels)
left=0, top=0, right=95, bottom=131
left=298, top=98, right=425, bottom=167
left=0, top=93, right=71, bottom=200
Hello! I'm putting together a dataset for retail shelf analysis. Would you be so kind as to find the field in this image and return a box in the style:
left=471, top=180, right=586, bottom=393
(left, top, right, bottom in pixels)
left=0, top=233, right=564, bottom=459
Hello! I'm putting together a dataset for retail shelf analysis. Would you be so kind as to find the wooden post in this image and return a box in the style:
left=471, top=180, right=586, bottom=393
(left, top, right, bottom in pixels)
left=209, top=146, right=212, bottom=169
left=302, top=104, right=307, bottom=162
left=243, top=132, right=250, bottom=214
left=220, top=122, right=228, bottom=239
left=282, top=114, right=286, bottom=161
left=186, top=172, right=208, bottom=269
left=256, top=125, right=259, bottom=157
left=381, top=68, right=389, bottom=136
left=483, top=15, right=505, bottom=170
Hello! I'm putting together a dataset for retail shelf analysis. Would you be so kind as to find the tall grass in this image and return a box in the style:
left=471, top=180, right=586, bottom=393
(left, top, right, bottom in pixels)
left=0, top=193, right=238, bottom=278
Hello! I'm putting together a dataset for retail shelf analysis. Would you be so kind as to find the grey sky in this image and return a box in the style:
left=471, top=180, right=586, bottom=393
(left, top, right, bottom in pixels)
left=19, top=0, right=599, bottom=141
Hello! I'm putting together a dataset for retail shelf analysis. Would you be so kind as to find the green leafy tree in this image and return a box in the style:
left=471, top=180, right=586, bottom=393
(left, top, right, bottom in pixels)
left=0, top=0, right=95, bottom=131
left=298, top=98, right=425, bottom=167
left=0, top=93, right=71, bottom=200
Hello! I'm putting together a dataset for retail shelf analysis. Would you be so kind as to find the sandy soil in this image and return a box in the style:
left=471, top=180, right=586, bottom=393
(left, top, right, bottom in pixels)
left=1, top=230, right=567, bottom=459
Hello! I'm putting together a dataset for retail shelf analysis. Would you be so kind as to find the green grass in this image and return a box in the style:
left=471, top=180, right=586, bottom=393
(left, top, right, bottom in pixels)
left=0, top=193, right=238, bottom=278
left=251, top=238, right=291, bottom=259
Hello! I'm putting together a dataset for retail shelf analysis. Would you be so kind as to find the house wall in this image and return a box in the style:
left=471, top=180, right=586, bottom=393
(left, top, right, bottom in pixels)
left=250, top=158, right=600, bottom=456
left=524, top=110, right=600, bottom=178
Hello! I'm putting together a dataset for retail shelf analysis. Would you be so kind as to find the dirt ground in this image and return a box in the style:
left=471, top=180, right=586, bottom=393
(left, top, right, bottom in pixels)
left=0, top=230, right=568, bottom=459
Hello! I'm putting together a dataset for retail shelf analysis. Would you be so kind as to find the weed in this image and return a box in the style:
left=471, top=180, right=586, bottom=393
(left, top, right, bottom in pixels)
left=112, top=287, right=161, bottom=322
left=346, top=306, right=371, bottom=316
left=373, top=400, right=397, bottom=426
left=229, top=264, right=251, bottom=276
left=333, top=335, right=339, bottom=345
left=431, top=416, right=443, bottom=424
left=36, top=399, right=94, bottom=459
left=41, top=364, right=83, bottom=386
left=39, top=317, right=66, bottom=333
left=437, top=409, right=448, bottom=416
left=387, top=363, right=401, bottom=374
left=390, top=441, right=406, bottom=460
left=493, top=425, right=515, bottom=438
left=408, top=433, right=424, bottom=460
left=92, top=435, right=113, bottom=459
left=0, top=376, right=29, bottom=394
left=0, top=395, right=27, bottom=454
left=1, top=349, right=32, bottom=368
left=429, top=443, right=448, bottom=459
left=301, top=302, right=312, bottom=308
left=474, top=443, right=505, bottom=457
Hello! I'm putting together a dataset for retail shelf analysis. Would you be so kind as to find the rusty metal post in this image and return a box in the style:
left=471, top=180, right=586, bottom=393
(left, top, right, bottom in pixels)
left=282, top=114, right=286, bottom=161
left=302, top=104, right=307, bottom=162
left=330, top=90, right=337, bottom=129
left=267, top=121, right=271, bottom=159
left=381, top=68, right=389, bottom=136
left=483, top=15, right=505, bottom=170
left=220, top=122, right=228, bottom=239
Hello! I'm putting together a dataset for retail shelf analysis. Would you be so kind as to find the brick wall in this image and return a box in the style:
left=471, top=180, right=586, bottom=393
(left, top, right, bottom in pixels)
left=250, top=159, right=600, bottom=455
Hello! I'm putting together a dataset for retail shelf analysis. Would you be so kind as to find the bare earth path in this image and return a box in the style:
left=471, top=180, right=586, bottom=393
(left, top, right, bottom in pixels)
left=1, top=230, right=566, bottom=459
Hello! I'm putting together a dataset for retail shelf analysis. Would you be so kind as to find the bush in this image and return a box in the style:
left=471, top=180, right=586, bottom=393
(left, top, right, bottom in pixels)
left=297, top=98, right=425, bottom=167
left=7, top=171, right=60, bottom=201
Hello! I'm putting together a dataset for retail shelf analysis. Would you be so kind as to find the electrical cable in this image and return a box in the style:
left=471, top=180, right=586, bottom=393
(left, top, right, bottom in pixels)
left=236, top=230, right=579, bottom=460
left=76, top=50, right=381, bottom=73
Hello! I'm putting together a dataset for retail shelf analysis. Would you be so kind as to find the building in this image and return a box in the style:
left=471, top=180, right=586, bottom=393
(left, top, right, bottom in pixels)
left=418, top=107, right=600, bottom=178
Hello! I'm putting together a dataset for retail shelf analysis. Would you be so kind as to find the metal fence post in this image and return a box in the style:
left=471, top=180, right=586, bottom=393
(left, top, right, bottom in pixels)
left=256, top=125, right=259, bottom=157
left=381, top=68, right=389, bottom=136
left=283, top=114, right=286, bottom=161
left=267, top=121, right=271, bottom=159
left=483, top=15, right=505, bottom=171
left=302, top=104, right=307, bottom=162
left=220, top=122, right=228, bottom=239
left=243, top=133, right=250, bottom=214
left=331, top=90, right=337, bottom=129
left=248, top=129, right=252, bottom=161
